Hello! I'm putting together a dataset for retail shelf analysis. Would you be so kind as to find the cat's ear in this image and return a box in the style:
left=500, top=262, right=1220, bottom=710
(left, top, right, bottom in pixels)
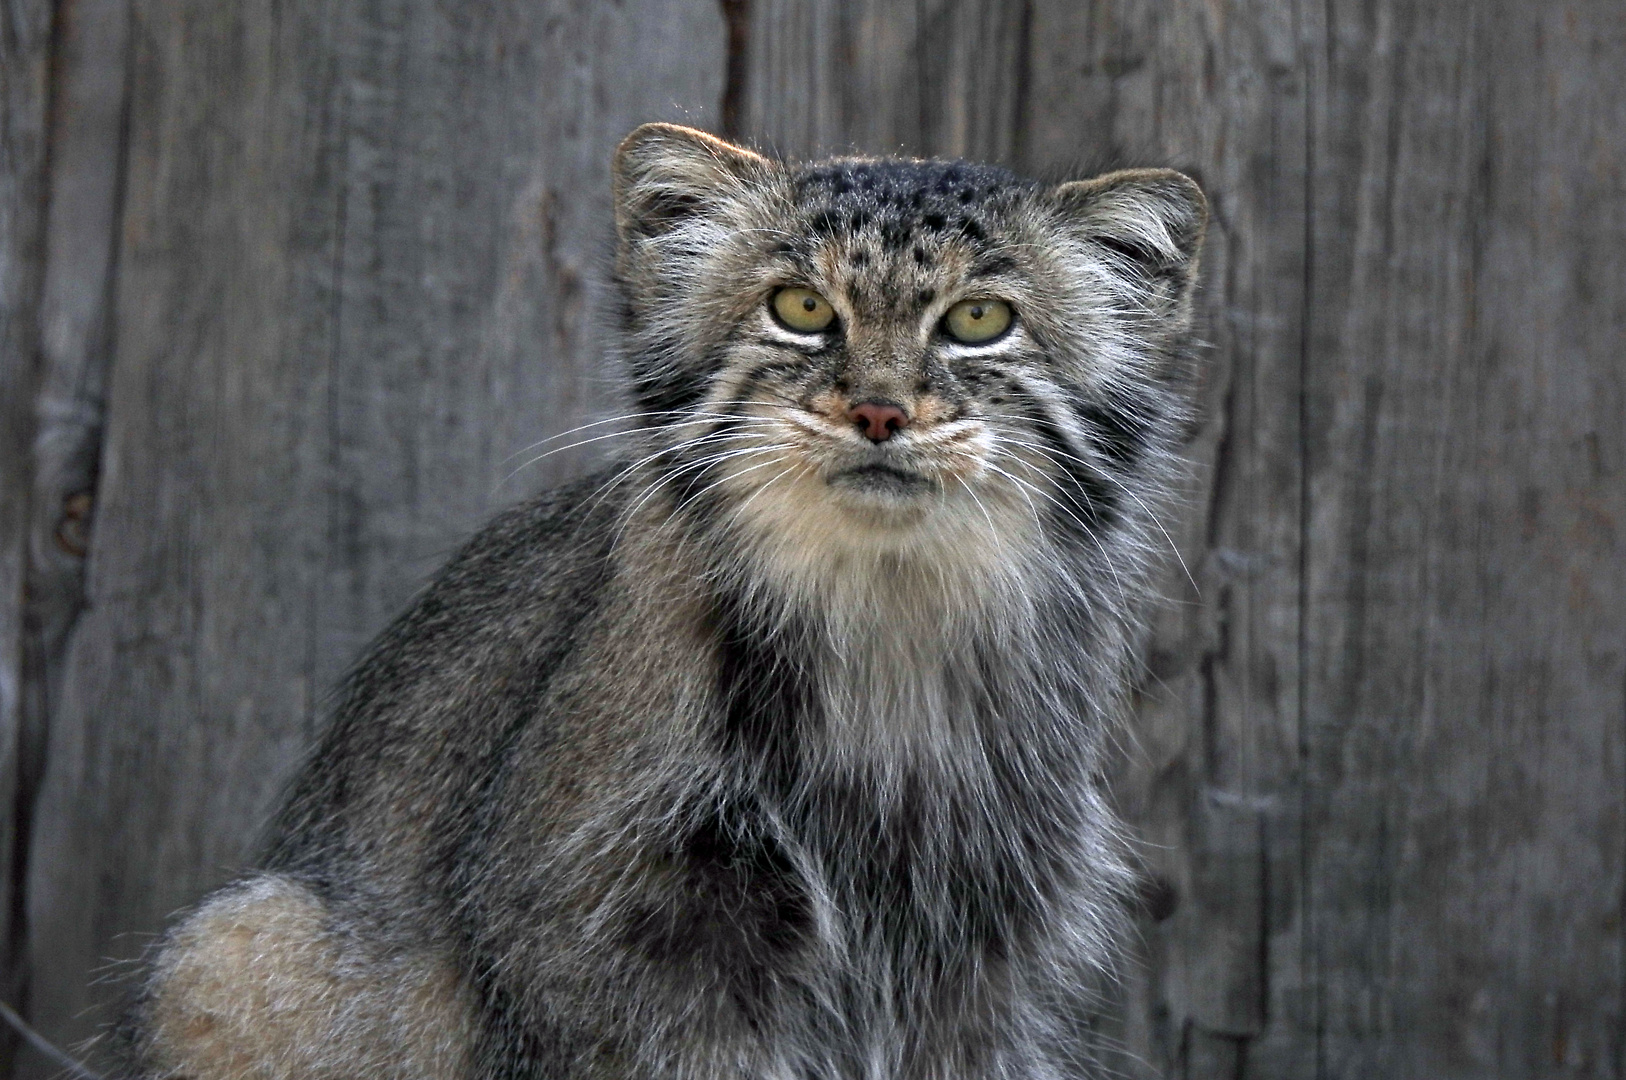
left=1050, top=169, right=1207, bottom=290
left=613, top=124, right=769, bottom=241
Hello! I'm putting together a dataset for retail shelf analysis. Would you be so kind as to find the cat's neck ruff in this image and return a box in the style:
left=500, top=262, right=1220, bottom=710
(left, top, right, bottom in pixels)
left=691, top=476, right=1062, bottom=775
left=718, top=454, right=1047, bottom=642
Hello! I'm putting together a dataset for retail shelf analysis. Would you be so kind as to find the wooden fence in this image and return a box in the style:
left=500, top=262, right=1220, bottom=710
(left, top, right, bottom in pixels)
left=1, top=0, right=1621, bottom=1076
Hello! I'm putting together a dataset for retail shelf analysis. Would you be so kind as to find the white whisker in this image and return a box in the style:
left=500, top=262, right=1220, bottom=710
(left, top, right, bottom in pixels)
left=991, top=429, right=1197, bottom=595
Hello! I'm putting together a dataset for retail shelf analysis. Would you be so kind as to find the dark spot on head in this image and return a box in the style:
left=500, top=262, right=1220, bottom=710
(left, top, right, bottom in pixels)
left=917, top=288, right=935, bottom=305
left=956, top=218, right=987, bottom=243
left=788, top=159, right=1034, bottom=259
left=880, top=221, right=911, bottom=252
left=850, top=249, right=870, bottom=267
left=912, top=246, right=930, bottom=266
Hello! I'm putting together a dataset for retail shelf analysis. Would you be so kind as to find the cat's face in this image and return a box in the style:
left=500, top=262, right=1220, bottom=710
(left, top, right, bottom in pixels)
left=611, top=125, right=1205, bottom=583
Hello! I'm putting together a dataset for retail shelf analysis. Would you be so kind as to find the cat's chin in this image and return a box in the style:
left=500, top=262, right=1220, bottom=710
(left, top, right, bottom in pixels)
left=716, top=444, right=1032, bottom=567
left=820, top=466, right=950, bottom=530
left=828, top=463, right=935, bottom=499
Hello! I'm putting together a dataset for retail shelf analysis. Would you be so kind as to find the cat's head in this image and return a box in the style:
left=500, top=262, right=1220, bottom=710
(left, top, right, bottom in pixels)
left=610, top=124, right=1205, bottom=592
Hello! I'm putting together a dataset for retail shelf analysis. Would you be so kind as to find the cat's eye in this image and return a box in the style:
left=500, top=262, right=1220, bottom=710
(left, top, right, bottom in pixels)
left=944, top=299, right=1013, bottom=343
left=771, top=288, right=836, bottom=333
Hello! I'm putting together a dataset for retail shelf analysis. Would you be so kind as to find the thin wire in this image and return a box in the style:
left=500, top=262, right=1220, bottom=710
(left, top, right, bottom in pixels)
left=0, top=1000, right=104, bottom=1080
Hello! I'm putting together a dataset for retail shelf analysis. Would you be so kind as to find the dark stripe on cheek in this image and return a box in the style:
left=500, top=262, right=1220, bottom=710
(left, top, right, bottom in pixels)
left=657, top=401, right=771, bottom=510
left=1020, top=399, right=1120, bottom=533
left=628, top=330, right=735, bottom=419
left=734, top=342, right=841, bottom=407
left=743, top=356, right=812, bottom=384
left=634, top=322, right=772, bottom=423
left=1073, top=393, right=1152, bottom=469
left=632, top=365, right=709, bottom=419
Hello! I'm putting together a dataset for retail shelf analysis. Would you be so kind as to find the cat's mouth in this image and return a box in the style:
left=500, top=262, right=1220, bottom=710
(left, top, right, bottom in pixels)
left=830, top=462, right=934, bottom=495
left=758, top=404, right=988, bottom=513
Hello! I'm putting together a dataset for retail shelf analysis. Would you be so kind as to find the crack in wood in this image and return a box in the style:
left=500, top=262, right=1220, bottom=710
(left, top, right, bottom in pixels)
left=4, top=0, right=131, bottom=1072
left=718, top=0, right=752, bottom=140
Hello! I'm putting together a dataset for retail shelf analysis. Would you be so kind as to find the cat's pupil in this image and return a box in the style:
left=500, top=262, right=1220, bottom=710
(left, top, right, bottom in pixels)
left=802, top=297, right=818, bottom=312
left=969, top=304, right=985, bottom=320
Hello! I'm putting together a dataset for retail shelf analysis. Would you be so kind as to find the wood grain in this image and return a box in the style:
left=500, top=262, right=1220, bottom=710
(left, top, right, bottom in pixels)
left=1296, top=4, right=1625, bottom=1075
left=3, top=1, right=1622, bottom=1077
left=0, top=0, right=55, bottom=1070
left=739, top=0, right=1027, bottom=161
left=7, top=8, right=133, bottom=1071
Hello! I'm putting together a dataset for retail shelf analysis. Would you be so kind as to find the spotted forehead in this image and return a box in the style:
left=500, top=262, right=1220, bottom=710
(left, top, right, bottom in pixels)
left=790, top=159, right=1032, bottom=250
left=782, top=159, right=1034, bottom=316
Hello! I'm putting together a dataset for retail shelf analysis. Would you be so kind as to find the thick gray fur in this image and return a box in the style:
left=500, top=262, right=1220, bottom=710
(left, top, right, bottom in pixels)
left=119, top=124, right=1206, bottom=1080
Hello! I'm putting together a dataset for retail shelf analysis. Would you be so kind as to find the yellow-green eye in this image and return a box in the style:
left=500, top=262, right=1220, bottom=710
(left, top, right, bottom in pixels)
left=771, top=288, right=835, bottom=333
left=944, top=298, right=1013, bottom=343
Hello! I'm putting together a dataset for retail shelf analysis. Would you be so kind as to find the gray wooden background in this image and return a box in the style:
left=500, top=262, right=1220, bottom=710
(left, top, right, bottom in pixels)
left=2, top=0, right=1622, bottom=1077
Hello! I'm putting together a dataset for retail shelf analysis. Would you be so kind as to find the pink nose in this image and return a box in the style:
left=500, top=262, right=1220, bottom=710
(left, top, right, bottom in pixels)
left=848, top=401, right=910, bottom=442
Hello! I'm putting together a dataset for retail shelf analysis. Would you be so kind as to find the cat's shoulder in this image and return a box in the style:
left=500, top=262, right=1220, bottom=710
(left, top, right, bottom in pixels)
left=348, top=462, right=635, bottom=680
left=440, top=463, right=629, bottom=588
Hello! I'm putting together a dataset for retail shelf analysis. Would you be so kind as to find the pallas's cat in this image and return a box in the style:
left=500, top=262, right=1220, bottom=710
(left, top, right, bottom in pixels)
left=123, top=124, right=1206, bottom=1080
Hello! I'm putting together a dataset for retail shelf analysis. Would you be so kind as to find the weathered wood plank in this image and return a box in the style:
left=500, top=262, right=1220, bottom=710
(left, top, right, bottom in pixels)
left=1299, top=2, right=1626, bottom=1075
left=739, top=0, right=1027, bottom=162
left=19, top=3, right=335, bottom=1069
left=0, top=0, right=55, bottom=1071
left=5, top=2, right=133, bottom=1074
left=18, top=0, right=725, bottom=1070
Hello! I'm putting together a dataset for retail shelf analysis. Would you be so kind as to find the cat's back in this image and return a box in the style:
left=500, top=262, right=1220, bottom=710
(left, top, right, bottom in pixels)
left=264, top=463, right=637, bottom=892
